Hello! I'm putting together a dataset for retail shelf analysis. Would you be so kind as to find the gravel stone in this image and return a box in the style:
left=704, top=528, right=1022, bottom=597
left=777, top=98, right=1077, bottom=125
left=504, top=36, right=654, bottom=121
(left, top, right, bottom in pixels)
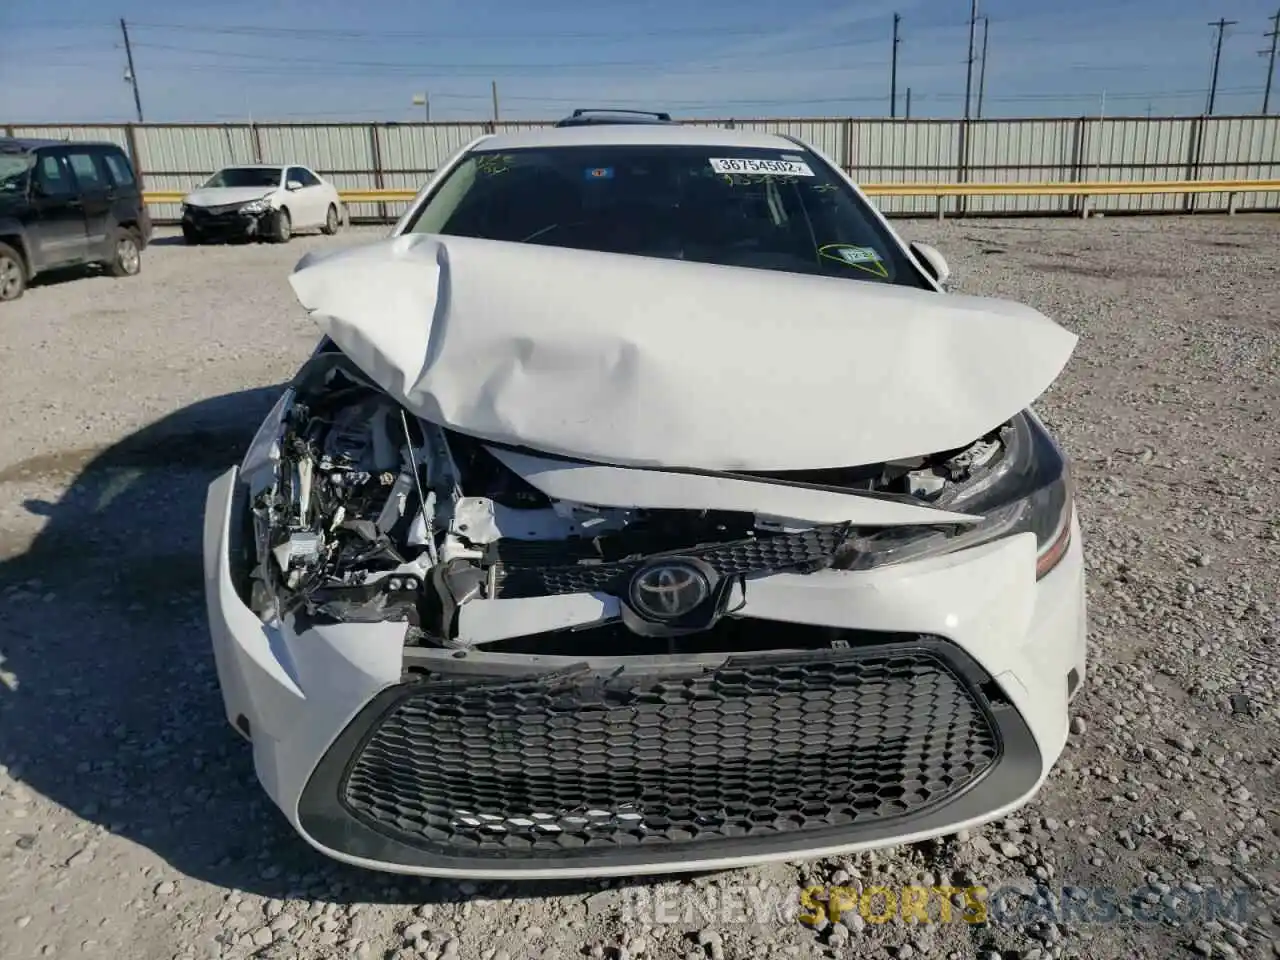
left=837, top=913, right=866, bottom=933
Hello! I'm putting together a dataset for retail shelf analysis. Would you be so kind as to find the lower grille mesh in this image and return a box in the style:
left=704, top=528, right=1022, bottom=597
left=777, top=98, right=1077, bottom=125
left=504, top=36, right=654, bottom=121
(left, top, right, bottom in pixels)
left=340, top=644, right=1000, bottom=859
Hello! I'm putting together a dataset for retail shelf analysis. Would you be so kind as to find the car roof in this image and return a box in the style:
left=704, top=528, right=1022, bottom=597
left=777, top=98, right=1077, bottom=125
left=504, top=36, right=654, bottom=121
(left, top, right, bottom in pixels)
left=215, top=163, right=288, bottom=169
left=0, top=137, right=123, bottom=153
left=475, top=124, right=801, bottom=153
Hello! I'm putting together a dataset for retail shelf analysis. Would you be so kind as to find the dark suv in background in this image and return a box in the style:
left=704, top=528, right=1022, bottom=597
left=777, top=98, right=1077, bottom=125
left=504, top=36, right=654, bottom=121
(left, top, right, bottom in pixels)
left=0, top=138, right=152, bottom=302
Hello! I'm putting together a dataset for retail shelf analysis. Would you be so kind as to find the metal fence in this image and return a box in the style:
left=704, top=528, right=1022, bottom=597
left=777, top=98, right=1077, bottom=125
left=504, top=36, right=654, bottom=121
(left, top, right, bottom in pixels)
left=6, top=115, right=1280, bottom=223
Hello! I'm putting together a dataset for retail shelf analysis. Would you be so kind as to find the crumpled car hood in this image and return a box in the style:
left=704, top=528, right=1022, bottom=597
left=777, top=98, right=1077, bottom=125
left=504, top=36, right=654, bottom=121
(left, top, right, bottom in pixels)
left=184, top=186, right=273, bottom=207
left=289, top=233, right=1077, bottom=472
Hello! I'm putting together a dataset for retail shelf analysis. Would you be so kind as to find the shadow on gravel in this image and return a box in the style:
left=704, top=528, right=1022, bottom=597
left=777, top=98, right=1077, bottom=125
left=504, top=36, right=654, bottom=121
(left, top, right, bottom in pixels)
left=147, top=236, right=265, bottom=247
left=26, top=264, right=125, bottom=292
left=0, top=388, right=682, bottom=907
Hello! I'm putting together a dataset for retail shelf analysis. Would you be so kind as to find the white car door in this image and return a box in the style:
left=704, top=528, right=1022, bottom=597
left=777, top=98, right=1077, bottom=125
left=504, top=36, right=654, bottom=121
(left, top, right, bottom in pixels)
left=284, top=166, right=322, bottom=227
left=300, top=167, right=333, bottom=226
left=304, top=168, right=339, bottom=225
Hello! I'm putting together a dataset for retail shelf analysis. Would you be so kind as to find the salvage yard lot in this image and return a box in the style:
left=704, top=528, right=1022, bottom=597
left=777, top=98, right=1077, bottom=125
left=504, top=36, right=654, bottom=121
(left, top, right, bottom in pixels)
left=1, top=217, right=1278, bottom=960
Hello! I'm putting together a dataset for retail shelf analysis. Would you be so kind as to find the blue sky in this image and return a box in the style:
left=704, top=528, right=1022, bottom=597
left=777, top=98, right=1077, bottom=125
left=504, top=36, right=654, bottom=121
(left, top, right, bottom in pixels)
left=2, top=0, right=1278, bottom=122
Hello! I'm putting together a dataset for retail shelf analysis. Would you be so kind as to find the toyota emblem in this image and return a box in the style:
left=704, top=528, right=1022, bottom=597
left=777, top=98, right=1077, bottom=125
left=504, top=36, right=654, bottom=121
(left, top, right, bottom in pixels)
left=628, top=560, right=711, bottom=621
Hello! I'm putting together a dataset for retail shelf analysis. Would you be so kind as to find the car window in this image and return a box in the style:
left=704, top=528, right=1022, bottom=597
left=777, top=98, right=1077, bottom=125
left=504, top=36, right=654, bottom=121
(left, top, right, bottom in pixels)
left=286, top=167, right=308, bottom=186
left=66, top=151, right=106, bottom=191
left=204, top=167, right=281, bottom=188
left=35, top=153, right=77, bottom=197
left=101, top=150, right=136, bottom=187
left=295, top=168, right=321, bottom=187
left=405, top=144, right=927, bottom=288
left=0, top=154, right=35, bottom=194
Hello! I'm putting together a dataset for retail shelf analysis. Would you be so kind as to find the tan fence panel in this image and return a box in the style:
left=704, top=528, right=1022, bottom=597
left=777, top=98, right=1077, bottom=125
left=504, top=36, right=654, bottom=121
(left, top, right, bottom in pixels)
left=16, top=116, right=1280, bottom=222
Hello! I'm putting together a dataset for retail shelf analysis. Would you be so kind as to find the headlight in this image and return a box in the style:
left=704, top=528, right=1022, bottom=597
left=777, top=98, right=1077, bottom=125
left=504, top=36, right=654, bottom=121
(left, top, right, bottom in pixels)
left=240, top=199, right=271, bottom=215
left=836, top=410, right=1074, bottom=579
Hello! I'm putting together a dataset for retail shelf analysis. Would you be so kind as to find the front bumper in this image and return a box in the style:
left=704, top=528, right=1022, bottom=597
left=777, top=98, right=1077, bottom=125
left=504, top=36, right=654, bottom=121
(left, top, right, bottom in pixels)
left=183, top=206, right=270, bottom=239
left=204, top=467, right=1087, bottom=879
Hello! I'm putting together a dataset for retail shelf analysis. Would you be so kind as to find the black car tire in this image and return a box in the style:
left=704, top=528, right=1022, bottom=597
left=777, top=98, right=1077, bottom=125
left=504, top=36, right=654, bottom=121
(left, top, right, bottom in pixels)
left=273, top=208, right=292, bottom=243
left=0, top=242, right=27, bottom=302
left=106, top=228, right=143, bottom=278
left=322, top=204, right=340, bottom=235
left=182, top=225, right=203, bottom=245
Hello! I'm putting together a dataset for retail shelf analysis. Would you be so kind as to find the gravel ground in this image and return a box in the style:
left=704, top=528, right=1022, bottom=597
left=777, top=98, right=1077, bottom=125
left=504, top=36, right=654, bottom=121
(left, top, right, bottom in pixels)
left=1, top=216, right=1278, bottom=960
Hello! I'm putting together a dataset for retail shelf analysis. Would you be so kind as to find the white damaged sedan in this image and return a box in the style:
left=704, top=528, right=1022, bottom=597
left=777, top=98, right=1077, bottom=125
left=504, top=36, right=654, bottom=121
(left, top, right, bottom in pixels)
left=203, top=122, right=1086, bottom=879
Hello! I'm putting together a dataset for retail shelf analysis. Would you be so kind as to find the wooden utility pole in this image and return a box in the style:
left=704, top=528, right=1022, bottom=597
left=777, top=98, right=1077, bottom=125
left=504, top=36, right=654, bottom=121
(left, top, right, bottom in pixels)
left=963, top=0, right=979, bottom=120
left=1206, top=18, right=1237, bottom=115
left=1263, top=8, right=1280, bottom=114
left=976, top=17, right=990, bottom=118
left=491, top=81, right=500, bottom=122
left=905, top=87, right=912, bottom=119
left=890, top=13, right=901, bottom=118
left=119, top=19, right=144, bottom=122
left=956, top=0, right=979, bottom=214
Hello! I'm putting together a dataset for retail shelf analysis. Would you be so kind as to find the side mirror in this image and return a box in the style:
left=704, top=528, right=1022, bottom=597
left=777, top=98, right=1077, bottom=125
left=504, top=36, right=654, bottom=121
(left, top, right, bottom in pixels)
left=286, top=180, right=303, bottom=191
left=910, top=242, right=951, bottom=287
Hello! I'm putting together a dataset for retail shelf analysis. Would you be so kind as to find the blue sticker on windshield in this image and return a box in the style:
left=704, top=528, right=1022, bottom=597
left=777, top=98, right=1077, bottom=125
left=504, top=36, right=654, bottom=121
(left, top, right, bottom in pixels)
left=585, top=167, right=614, bottom=180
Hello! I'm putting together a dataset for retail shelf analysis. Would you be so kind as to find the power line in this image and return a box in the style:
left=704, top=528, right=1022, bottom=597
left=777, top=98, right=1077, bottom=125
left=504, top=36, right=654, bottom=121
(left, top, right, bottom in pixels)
left=121, top=55, right=909, bottom=81
left=6, top=11, right=1237, bottom=42
left=26, top=34, right=1266, bottom=112
left=946, top=86, right=1262, bottom=101
left=126, top=38, right=875, bottom=72
left=1206, top=17, right=1237, bottom=115
left=125, top=19, right=880, bottom=41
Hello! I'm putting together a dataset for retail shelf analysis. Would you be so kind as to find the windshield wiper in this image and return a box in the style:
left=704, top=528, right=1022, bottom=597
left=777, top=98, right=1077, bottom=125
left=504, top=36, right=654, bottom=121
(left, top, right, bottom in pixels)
left=520, top=224, right=560, bottom=242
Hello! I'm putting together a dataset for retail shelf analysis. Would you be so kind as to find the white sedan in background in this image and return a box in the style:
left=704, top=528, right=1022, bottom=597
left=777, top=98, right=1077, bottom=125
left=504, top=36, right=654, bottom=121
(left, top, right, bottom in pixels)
left=180, top=164, right=344, bottom=244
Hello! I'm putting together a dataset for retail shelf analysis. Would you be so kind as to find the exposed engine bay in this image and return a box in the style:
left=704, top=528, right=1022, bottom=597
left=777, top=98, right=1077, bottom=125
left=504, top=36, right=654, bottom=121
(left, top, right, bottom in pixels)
left=243, top=352, right=1013, bottom=646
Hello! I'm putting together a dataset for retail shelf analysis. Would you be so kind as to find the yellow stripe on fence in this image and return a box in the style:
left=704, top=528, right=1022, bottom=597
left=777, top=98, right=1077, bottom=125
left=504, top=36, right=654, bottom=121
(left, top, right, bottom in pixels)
left=143, top=179, right=1280, bottom=221
left=142, top=179, right=1280, bottom=206
left=860, top=179, right=1280, bottom=197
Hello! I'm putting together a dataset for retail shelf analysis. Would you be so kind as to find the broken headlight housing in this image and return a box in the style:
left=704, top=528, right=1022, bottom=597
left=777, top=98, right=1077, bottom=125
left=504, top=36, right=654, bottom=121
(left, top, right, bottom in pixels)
left=837, top=410, right=1074, bottom=579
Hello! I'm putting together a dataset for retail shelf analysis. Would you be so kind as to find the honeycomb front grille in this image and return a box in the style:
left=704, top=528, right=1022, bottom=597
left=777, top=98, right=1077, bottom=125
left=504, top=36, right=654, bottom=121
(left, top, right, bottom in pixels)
left=340, top=644, right=1001, bottom=859
left=493, top=524, right=849, bottom=599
